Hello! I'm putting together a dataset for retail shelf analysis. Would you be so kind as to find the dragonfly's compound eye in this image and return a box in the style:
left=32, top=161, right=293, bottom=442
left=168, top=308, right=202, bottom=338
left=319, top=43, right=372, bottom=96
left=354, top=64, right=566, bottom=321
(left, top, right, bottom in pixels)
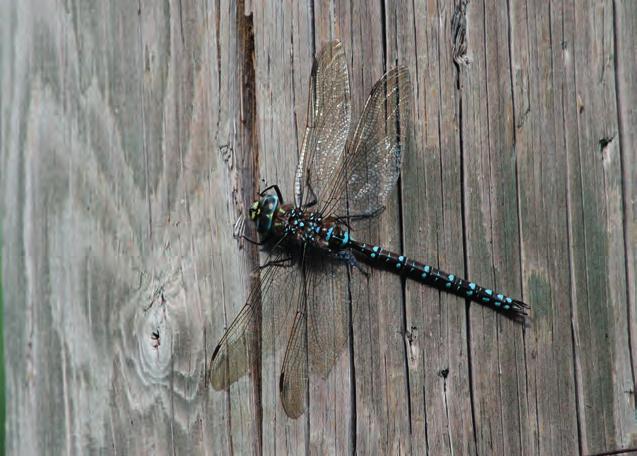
left=249, top=201, right=260, bottom=221
left=255, top=194, right=279, bottom=234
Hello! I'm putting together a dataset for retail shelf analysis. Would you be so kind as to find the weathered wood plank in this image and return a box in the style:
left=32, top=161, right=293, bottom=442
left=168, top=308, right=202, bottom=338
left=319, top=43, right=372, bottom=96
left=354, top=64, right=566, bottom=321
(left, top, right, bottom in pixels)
left=393, top=1, right=477, bottom=454
left=251, top=3, right=310, bottom=454
left=510, top=0, right=580, bottom=453
left=460, top=0, right=528, bottom=454
left=2, top=0, right=635, bottom=454
left=614, top=1, right=637, bottom=434
left=569, top=1, right=636, bottom=453
left=0, top=0, right=257, bottom=453
left=338, top=3, right=412, bottom=454
left=307, top=6, right=355, bottom=455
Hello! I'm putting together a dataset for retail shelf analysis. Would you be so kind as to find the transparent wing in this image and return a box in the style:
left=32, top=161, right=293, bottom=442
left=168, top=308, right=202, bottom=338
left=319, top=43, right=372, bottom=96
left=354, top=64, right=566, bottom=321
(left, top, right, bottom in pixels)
left=279, top=249, right=357, bottom=418
left=295, top=40, right=351, bottom=207
left=320, top=66, right=412, bottom=218
left=279, top=310, right=308, bottom=419
left=209, top=252, right=302, bottom=390
left=305, top=250, right=352, bottom=378
left=278, top=247, right=312, bottom=419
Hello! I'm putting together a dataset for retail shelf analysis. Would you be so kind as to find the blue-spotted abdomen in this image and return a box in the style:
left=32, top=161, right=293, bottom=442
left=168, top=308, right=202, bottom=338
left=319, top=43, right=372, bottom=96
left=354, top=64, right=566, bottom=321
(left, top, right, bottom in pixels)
left=347, top=240, right=528, bottom=322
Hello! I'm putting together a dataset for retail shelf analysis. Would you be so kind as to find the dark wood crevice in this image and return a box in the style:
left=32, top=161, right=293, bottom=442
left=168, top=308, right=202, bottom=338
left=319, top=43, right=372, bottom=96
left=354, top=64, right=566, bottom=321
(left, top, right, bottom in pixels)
left=236, top=2, right=262, bottom=454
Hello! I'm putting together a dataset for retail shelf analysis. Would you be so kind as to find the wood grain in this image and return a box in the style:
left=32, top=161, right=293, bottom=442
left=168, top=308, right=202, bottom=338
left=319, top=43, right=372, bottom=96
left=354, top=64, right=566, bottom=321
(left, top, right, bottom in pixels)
left=2, top=0, right=635, bottom=454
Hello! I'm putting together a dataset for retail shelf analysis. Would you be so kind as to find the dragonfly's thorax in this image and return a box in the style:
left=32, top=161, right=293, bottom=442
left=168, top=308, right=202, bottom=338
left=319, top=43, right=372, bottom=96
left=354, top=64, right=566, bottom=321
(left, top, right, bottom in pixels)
left=272, top=204, right=350, bottom=248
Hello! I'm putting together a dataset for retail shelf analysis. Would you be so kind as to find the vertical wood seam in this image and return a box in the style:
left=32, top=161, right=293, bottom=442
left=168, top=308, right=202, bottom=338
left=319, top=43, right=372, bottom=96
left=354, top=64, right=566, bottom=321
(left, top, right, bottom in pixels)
left=452, top=0, right=480, bottom=451
left=612, top=0, right=637, bottom=411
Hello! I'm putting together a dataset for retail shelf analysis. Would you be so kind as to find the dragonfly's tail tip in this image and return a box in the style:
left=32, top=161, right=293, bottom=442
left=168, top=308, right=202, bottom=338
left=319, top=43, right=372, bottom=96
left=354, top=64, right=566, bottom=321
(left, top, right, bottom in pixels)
left=501, top=299, right=530, bottom=325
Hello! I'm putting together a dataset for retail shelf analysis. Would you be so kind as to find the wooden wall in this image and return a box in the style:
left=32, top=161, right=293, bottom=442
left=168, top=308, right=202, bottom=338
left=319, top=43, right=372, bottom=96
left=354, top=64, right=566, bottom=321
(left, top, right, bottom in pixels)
left=1, top=0, right=635, bottom=454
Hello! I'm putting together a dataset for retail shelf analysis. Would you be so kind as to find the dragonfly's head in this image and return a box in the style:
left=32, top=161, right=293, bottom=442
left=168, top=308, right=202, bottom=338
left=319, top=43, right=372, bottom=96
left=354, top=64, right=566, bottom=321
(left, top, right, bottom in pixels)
left=249, top=193, right=280, bottom=234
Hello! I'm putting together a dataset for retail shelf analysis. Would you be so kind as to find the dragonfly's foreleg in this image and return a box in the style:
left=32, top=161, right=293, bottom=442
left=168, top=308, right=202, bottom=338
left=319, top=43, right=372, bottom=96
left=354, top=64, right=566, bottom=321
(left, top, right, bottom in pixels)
left=233, top=214, right=270, bottom=246
left=259, top=184, right=284, bottom=203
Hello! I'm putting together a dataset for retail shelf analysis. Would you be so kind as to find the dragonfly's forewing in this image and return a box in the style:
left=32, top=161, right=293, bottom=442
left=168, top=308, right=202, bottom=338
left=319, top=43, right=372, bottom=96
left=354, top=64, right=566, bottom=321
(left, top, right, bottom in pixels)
left=320, top=66, right=413, bottom=219
left=209, top=253, right=302, bottom=390
left=295, top=40, right=351, bottom=207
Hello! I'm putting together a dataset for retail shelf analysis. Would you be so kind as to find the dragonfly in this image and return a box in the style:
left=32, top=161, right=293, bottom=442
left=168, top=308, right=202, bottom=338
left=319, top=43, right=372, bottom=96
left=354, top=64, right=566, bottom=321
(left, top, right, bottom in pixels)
left=209, top=40, right=528, bottom=418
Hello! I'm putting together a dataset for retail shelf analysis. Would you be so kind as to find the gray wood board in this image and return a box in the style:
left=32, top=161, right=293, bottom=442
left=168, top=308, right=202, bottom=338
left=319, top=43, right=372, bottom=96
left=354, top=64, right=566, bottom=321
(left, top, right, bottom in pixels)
left=1, top=0, right=635, bottom=454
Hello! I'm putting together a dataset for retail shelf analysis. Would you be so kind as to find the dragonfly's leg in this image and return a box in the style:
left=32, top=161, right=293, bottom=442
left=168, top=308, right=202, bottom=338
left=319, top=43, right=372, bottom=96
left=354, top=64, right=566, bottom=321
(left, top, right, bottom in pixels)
left=335, top=207, right=386, bottom=224
left=336, top=250, right=369, bottom=277
left=259, top=184, right=284, bottom=203
left=233, top=214, right=268, bottom=246
left=240, top=234, right=268, bottom=246
left=259, top=256, right=295, bottom=269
